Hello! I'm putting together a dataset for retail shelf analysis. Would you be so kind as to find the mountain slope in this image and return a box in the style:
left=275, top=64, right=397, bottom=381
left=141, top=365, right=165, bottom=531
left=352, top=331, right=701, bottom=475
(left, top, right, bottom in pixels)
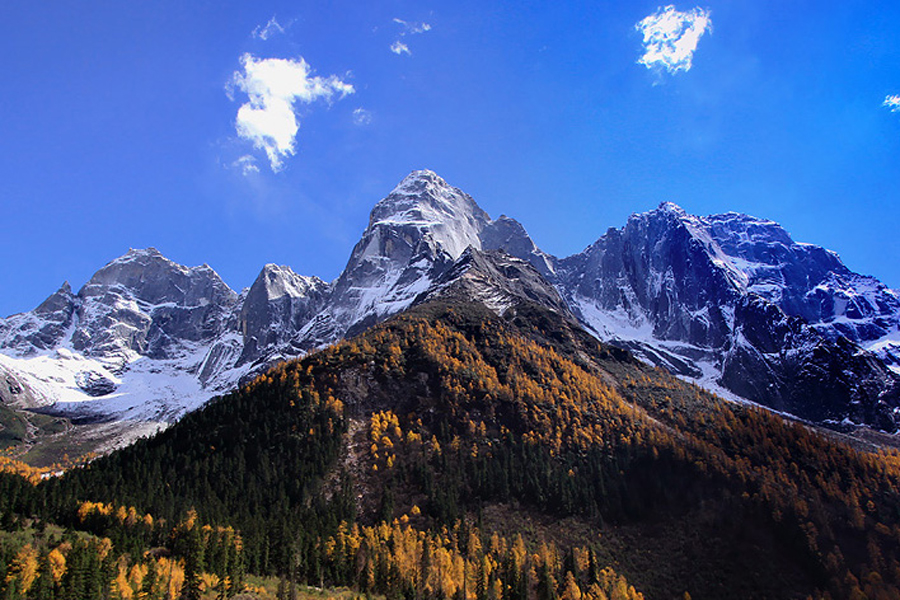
left=35, top=298, right=900, bottom=599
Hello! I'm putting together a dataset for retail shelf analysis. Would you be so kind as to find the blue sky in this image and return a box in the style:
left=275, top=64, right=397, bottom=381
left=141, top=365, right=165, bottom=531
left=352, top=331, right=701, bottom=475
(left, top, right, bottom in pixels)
left=1, top=1, right=899, bottom=316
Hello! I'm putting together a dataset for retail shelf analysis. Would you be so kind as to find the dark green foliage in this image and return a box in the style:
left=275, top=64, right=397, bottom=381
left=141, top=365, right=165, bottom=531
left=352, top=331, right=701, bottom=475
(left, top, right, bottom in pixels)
left=59, top=538, right=112, bottom=600
left=42, top=360, right=354, bottom=576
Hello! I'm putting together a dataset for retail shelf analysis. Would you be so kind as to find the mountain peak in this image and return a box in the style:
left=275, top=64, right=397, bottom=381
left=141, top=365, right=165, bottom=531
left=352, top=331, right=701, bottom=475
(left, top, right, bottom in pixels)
left=122, top=246, right=164, bottom=259
left=627, top=202, right=693, bottom=227
left=390, top=169, right=446, bottom=195
left=370, top=170, right=490, bottom=231
left=657, top=201, right=687, bottom=214
left=97, top=247, right=178, bottom=276
left=362, top=171, right=490, bottom=263
left=80, top=246, right=236, bottom=311
left=253, top=264, right=326, bottom=301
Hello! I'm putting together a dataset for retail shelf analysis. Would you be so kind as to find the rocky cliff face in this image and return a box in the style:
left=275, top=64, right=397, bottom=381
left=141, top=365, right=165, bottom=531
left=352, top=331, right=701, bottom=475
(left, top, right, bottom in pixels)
left=558, top=203, right=741, bottom=352
left=721, top=295, right=900, bottom=429
left=71, top=248, right=239, bottom=362
left=237, top=264, right=328, bottom=369
left=2, top=170, right=900, bottom=456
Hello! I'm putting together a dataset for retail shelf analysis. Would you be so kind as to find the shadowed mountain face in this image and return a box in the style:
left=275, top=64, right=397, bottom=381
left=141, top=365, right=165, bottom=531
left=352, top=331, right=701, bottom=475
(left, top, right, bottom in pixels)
left=554, top=202, right=900, bottom=430
left=1, top=170, right=899, bottom=455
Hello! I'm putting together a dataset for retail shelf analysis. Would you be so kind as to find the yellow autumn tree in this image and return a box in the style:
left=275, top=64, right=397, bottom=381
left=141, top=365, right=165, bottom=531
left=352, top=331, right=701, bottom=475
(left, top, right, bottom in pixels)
left=112, top=558, right=134, bottom=600
left=47, top=544, right=69, bottom=585
left=6, top=544, right=40, bottom=595
left=562, top=571, right=583, bottom=600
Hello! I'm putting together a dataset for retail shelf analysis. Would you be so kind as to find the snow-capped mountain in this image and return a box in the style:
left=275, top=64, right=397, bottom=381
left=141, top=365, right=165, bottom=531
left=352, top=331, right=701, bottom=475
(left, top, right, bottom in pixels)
left=0, top=249, right=242, bottom=451
left=297, top=170, right=491, bottom=345
left=293, top=170, right=564, bottom=347
left=703, top=211, right=900, bottom=367
left=0, top=171, right=569, bottom=453
left=73, top=247, right=238, bottom=360
left=2, top=170, right=900, bottom=457
left=556, top=202, right=900, bottom=429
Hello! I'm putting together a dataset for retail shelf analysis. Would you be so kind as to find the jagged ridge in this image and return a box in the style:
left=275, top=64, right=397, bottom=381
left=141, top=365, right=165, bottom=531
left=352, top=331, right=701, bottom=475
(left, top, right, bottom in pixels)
left=2, top=170, right=900, bottom=460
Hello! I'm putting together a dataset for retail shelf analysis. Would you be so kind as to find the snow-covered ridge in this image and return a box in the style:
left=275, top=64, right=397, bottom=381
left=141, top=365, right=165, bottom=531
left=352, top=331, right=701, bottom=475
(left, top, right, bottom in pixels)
left=3, top=170, right=900, bottom=458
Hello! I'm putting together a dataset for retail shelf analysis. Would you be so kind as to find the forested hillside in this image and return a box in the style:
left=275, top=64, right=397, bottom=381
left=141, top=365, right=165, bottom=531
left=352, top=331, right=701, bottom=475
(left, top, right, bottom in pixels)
left=1, top=300, right=900, bottom=599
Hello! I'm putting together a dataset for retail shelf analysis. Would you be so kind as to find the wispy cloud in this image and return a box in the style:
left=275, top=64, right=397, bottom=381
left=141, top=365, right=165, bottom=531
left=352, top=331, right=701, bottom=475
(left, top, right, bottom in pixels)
left=393, top=18, right=432, bottom=35
left=232, top=155, right=260, bottom=176
left=352, top=108, right=373, bottom=126
left=390, top=41, right=411, bottom=56
left=390, top=17, right=431, bottom=56
left=636, top=5, right=711, bottom=74
left=253, top=16, right=286, bottom=41
left=884, top=95, right=900, bottom=113
left=228, top=54, right=354, bottom=172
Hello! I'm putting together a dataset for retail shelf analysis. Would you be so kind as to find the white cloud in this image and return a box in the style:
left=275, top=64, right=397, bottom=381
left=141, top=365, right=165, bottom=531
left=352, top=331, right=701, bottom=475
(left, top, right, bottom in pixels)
left=390, top=41, right=411, bottom=56
left=352, top=108, right=373, bottom=126
left=390, top=17, right=431, bottom=56
left=636, top=5, right=712, bottom=74
left=229, top=53, right=354, bottom=172
left=232, top=155, right=260, bottom=176
left=393, top=18, right=432, bottom=35
left=253, top=16, right=285, bottom=41
left=884, top=95, right=900, bottom=113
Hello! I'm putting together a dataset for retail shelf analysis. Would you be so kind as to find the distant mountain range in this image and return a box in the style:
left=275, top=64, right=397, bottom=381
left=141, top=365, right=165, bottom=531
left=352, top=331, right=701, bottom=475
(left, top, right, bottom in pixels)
left=2, top=169, right=899, bottom=455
